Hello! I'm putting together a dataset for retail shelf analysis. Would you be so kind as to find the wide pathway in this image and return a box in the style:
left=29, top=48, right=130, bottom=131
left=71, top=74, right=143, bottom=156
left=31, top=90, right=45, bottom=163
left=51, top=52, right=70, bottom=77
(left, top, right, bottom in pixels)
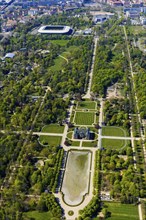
left=83, top=37, right=98, bottom=99
left=101, top=136, right=140, bottom=141
left=98, top=99, right=104, bottom=149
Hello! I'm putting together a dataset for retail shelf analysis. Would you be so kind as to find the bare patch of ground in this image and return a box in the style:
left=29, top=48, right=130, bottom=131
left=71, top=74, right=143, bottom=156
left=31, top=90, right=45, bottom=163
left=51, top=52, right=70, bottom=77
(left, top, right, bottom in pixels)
left=106, top=83, right=124, bottom=99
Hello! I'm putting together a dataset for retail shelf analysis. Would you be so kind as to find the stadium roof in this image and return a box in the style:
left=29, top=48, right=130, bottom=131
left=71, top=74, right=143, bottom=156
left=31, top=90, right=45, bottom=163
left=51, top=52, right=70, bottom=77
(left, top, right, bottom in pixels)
left=38, top=25, right=72, bottom=34
left=4, top=52, right=15, bottom=58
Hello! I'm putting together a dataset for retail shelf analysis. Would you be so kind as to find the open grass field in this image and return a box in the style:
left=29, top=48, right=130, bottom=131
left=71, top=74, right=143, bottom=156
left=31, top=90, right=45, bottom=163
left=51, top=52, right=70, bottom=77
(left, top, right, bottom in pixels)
left=82, top=141, right=97, bottom=148
left=102, top=126, right=128, bottom=137
left=77, top=101, right=96, bottom=110
left=128, top=26, right=146, bottom=35
left=49, top=55, right=66, bottom=71
left=70, top=111, right=74, bottom=123
left=42, top=124, right=64, bottom=133
left=49, top=45, right=78, bottom=72
left=138, top=37, right=146, bottom=49
left=24, top=211, right=55, bottom=220
left=70, top=141, right=80, bottom=147
left=65, top=45, right=78, bottom=52
left=50, top=39, right=69, bottom=46
left=96, top=115, right=99, bottom=123
left=101, top=139, right=129, bottom=150
left=141, top=201, right=146, bottom=220
left=39, top=136, right=62, bottom=146
left=104, top=202, right=139, bottom=220
left=74, top=112, right=95, bottom=125
left=67, top=131, right=73, bottom=139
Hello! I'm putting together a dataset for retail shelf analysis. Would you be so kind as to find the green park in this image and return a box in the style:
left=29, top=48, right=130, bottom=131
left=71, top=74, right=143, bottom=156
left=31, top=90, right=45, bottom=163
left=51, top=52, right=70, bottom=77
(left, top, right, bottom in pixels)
left=104, top=202, right=139, bottom=220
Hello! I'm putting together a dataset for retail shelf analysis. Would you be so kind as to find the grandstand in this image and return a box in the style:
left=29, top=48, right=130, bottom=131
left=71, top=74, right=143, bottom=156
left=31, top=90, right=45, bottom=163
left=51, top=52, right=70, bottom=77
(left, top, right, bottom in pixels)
left=38, top=25, right=73, bottom=35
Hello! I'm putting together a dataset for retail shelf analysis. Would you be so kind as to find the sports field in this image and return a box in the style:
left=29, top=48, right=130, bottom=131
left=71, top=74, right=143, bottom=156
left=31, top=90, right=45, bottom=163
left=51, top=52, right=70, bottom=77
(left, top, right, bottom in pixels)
left=104, top=202, right=139, bottom=220
left=77, top=101, right=96, bottom=110
left=74, top=112, right=95, bottom=125
left=102, top=126, right=127, bottom=137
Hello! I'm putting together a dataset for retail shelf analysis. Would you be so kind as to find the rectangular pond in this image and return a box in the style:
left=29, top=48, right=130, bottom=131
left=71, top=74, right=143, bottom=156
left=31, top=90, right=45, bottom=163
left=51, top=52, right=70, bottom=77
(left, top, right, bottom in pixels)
left=61, top=150, right=91, bottom=206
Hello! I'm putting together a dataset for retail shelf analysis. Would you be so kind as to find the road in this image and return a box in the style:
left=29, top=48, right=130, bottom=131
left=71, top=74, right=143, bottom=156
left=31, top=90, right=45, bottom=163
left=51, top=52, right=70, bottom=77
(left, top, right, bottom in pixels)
left=0, top=130, right=63, bottom=137
left=83, top=37, right=98, bottom=99
left=30, top=86, right=51, bottom=130
left=101, top=135, right=140, bottom=141
left=98, top=99, right=104, bottom=149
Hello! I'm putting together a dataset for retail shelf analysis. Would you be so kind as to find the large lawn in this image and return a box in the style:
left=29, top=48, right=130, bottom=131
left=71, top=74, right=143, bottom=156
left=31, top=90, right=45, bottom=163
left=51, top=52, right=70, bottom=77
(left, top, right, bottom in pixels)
left=138, top=37, right=146, bottom=49
left=74, top=112, right=95, bottom=125
left=24, top=211, right=58, bottom=220
left=128, top=26, right=146, bottom=35
left=42, top=124, right=64, bottom=133
left=102, top=139, right=129, bottom=150
left=141, top=201, right=146, bottom=220
left=102, top=126, right=128, bottom=137
left=77, top=101, right=96, bottom=110
left=104, top=202, right=139, bottom=220
left=39, top=136, right=62, bottom=146
left=49, top=46, right=77, bottom=71
left=70, top=141, right=80, bottom=147
left=82, top=141, right=97, bottom=148
left=67, top=131, right=73, bottom=139
left=50, top=39, right=69, bottom=46
left=49, top=56, right=66, bottom=71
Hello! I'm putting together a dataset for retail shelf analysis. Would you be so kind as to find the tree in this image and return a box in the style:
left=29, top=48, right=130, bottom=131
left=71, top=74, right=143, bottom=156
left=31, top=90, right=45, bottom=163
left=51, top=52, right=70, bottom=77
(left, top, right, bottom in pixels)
left=37, top=197, right=48, bottom=212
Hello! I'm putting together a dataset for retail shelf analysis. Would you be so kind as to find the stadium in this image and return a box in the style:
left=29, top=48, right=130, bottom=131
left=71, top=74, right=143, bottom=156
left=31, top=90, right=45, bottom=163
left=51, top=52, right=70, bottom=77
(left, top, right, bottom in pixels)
left=38, top=25, right=73, bottom=35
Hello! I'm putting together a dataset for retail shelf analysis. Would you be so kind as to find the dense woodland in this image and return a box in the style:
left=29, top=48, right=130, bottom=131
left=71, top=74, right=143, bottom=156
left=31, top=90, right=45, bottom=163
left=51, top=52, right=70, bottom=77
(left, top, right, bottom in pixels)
left=90, top=21, right=146, bottom=219
left=0, top=132, right=64, bottom=219
left=101, top=148, right=144, bottom=203
left=0, top=35, right=92, bottom=130
left=123, top=26, right=146, bottom=120
left=103, top=98, right=130, bottom=130
left=92, top=26, right=126, bottom=97
left=129, top=47, right=146, bottom=119
left=0, top=12, right=94, bottom=219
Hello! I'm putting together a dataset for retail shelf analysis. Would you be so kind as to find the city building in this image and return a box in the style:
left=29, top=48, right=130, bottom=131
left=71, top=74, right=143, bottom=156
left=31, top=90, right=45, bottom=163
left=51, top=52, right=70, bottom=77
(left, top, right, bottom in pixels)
left=126, top=10, right=140, bottom=18
left=140, top=16, right=146, bottom=25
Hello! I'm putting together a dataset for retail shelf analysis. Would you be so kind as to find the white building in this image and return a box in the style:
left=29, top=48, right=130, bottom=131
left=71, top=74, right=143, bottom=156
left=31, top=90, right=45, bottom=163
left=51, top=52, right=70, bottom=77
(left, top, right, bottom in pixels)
left=140, top=16, right=146, bottom=25
left=38, top=25, right=73, bottom=35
